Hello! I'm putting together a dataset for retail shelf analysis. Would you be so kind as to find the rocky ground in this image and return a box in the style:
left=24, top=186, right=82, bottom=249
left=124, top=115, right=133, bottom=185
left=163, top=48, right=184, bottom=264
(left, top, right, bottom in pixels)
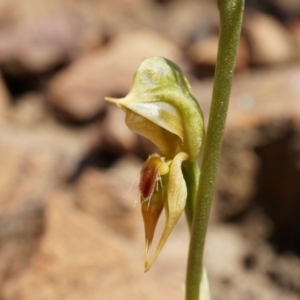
left=0, top=0, right=300, bottom=299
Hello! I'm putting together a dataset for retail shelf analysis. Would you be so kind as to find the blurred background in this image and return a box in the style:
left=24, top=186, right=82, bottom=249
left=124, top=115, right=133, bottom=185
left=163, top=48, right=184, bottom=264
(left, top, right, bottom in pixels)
left=0, top=0, right=300, bottom=299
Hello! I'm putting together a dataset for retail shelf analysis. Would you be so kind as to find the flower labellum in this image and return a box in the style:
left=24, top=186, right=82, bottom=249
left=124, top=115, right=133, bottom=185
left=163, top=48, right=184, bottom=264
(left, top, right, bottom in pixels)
left=139, top=154, right=169, bottom=259
left=105, top=56, right=204, bottom=271
left=139, top=153, right=169, bottom=204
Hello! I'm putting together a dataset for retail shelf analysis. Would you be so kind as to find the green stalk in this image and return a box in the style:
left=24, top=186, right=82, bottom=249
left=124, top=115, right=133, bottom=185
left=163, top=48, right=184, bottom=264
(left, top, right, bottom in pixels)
left=185, top=1, right=244, bottom=299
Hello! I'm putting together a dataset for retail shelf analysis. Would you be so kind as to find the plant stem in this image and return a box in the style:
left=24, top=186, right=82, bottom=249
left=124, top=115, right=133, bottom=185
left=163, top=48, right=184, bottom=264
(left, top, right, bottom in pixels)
left=185, top=1, right=244, bottom=299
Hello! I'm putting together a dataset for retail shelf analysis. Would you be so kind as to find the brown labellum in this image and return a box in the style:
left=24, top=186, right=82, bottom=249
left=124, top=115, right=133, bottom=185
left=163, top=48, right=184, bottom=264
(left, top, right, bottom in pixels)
left=139, top=154, right=163, bottom=202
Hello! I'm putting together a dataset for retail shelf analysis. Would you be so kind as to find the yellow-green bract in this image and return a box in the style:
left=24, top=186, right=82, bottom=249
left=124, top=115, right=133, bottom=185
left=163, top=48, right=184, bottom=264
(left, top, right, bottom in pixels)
left=106, top=56, right=204, bottom=161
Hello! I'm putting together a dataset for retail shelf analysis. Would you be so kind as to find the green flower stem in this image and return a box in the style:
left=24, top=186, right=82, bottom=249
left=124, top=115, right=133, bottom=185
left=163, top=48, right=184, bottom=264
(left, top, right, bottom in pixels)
left=185, top=1, right=244, bottom=299
left=183, top=161, right=200, bottom=230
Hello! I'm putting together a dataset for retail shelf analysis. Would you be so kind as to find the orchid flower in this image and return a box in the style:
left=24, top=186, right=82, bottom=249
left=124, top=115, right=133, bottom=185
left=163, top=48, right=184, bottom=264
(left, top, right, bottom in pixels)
left=106, top=56, right=204, bottom=271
